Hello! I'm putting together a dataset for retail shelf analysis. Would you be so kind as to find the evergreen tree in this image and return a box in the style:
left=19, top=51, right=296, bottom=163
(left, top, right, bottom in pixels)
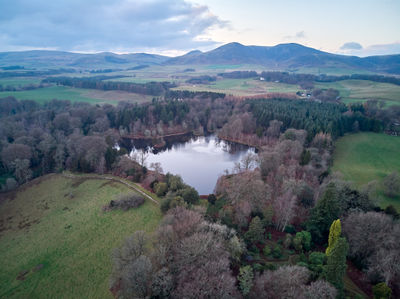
left=307, top=183, right=341, bottom=244
left=238, top=265, right=254, bottom=296
left=245, top=216, right=264, bottom=244
left=326, top=219, right=341, bottom=256
left=324, top=237, right=348, bottom=298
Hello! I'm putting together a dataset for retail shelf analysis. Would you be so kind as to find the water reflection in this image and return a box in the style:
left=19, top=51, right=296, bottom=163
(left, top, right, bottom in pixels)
left=122, top=134, right=255, bottom=195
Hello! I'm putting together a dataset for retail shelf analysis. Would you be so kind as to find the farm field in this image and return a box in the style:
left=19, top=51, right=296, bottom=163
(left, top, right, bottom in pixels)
left=332, top=132, right=400, bottom=210
left=173, top=78, right=301, bottom=96
left=316, top=80, right=400, bottom=107
left=0, top=85, right=153, bottom=105
left=0, top=77, right=43, bottom=87
left=0, top=174, right=162, bottom=298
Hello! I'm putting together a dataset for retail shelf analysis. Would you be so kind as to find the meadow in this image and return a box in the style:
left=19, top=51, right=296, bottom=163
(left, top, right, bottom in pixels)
left=316, top=80, right=400, bottom=107
left=0, top=85, right=152, bottom=105
left=0, top=174, right=162, bottom=298
left=173, top=78, right=301, bottom=96
left=332, top=132, right=400, bottom=210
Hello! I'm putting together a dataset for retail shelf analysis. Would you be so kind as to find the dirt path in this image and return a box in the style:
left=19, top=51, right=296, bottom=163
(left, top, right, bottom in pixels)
left=61, top=173, right=159, bottom=206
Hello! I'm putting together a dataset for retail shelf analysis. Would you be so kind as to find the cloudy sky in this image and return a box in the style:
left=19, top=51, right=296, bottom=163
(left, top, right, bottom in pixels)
left=0, top=0, right=399, bottom=56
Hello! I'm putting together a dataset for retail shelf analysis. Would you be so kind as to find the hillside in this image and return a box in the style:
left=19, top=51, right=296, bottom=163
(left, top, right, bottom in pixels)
left=0, top=174, right=162, bottom=298
left=0, top=42, right=399, bottom=73
left=166, top=42, right=400, bottom=74
left=0, top=51, right=169, bottom=69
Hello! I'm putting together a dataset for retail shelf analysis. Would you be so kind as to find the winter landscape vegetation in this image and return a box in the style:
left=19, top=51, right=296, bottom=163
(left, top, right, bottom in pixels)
left=0, top=1, right=399, bottom=298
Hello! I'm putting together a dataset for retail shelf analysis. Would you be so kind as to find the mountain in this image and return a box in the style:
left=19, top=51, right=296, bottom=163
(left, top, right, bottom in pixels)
left=0, top=43, right=399, bottom=74
left=166, top=42, right=400, bottom=74
left=0, top=50, right=169, bottom=69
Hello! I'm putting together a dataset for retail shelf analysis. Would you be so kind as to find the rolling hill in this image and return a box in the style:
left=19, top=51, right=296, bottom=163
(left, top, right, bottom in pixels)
left=0, top=42, right=399, bottom=73
left=166, top=42, right=400, bottom=74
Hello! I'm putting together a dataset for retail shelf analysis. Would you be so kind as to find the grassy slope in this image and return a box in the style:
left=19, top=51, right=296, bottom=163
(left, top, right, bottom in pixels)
left=0, top=85, right=111, bottom=104
left=316, top=80, right=400, bottom=107
left=0, top=85, right=153, bottom=105
left=332, top=132, right=400, bottom=209
left=0, top=174, right=162, bottom=298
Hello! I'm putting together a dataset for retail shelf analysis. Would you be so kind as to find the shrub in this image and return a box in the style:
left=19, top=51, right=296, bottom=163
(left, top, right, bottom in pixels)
left=154, top=182, right=168, bottom=197
left=263, top=245, right=271, bottom=256
left=272, top=245, right=282, bottom=259
left=383, top=171, right=400, bottom=198
left=105, top=193, right=145, bottom=211
left=372, top=282, right=392, bottom=299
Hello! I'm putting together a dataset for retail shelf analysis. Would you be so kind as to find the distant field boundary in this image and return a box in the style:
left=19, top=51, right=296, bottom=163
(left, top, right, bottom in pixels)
left=61, top=172, right=160, bottom=206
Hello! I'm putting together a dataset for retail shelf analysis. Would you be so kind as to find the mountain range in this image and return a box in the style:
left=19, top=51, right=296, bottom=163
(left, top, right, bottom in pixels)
left=1, top=42, right=399, bottom=74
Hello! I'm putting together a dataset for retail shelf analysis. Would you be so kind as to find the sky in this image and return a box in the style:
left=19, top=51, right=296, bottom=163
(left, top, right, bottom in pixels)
left=0, top=0, right=399, bottom=56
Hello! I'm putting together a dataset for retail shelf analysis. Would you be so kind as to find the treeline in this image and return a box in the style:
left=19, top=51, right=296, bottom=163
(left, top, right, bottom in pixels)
left=248, top=98, right=383, bottom=140
left=43, top=76, right=176, bottom=96
left=185, top=75, right=216, bottom=84
left=165, top=89, right=225, bottom=100
left=219, top=71, right=258, bottom=79
left=219, top=70, right=400, bottom=86
left=0, top=68, right=76, bottom=78
left=0, top=83, right=46, bottom=92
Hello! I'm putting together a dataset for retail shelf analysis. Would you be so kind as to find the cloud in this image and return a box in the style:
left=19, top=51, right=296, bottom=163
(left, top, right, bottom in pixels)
left=0, top=0, right=227, bottom=53
left=340, top=42, right=363, bottom=50
left=284, top=31, right=306, bottom=40
left=338, top=41, right=400, bottom=56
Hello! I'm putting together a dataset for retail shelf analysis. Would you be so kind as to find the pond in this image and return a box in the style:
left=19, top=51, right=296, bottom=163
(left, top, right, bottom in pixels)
left=125, top=134, right=255, bottom=195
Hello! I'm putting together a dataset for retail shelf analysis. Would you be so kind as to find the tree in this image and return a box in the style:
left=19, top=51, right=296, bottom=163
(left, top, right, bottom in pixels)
left=383, top=171, right=400, bottom=198
left=324, top=237, right=348, bottom=297
left=372, top=282, right=392, bottom=299
left=250, top=265, right=310, bottom=298
left=307, top=183, right=341, bottom=243
left=245, top=216, right=264, bottom=244
left=326, top=219, right=341, bottom=256
left=13, top=159, right=32, bottom=184
left=302, top=280, right=337, bottom=299
left=238, top=265, right=254, bottom=296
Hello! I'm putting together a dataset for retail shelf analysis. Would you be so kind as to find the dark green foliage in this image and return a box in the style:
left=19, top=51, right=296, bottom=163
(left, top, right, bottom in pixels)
left=284, top=225, right=296, bottom=234
left=245, top=216, right=264, bottom=244
left=307, top=252, right=326, bottom=279
left=44, top=76, right=175, bottom=96
left=207, top=193, right=217, bottom=205
left=154, top=182, right=168, bottom=196
left=307, top=181, right=373, bottom=244
left=300, top=149, right=311, bottom=165
left=307, top=183, right=341, bottom=244
left=324, top=237, right=349, bottom=298
left=293, top=231, right=312, bottom=251
left=238, top=265, right=254, bottom=296
left=372, top=282, right=392, bottom=299
left=178, top=186, right=199, bottom=205
left=384, top=205, right=399, bottom=219
left=263, top=245, right=271, bottom=256
left=272, top=245, right=283, bottom=259
left=249, top=98, right=383, bottom=141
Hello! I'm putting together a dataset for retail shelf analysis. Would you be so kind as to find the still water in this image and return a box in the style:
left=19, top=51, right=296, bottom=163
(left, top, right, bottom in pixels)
left=127, top=135, right=255, bottom=195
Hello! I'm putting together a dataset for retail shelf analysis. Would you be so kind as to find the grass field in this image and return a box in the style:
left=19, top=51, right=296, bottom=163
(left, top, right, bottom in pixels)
left=316, top=80, right=400, bottom=107
left=0, top=174, right=162, bottom=298
left=0, top=85, right=153, bottom=105
left=332, top=132, right=400, bottom=210
left=0, top=77, right=43, bottom=87
left=173, top=78, right=301, bottom=96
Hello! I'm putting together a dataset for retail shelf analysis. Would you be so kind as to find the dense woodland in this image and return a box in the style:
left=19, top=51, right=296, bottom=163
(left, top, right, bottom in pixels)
left=0, top=95, right=399, bottom=298
left=43, top=76, right=176, bottom=96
